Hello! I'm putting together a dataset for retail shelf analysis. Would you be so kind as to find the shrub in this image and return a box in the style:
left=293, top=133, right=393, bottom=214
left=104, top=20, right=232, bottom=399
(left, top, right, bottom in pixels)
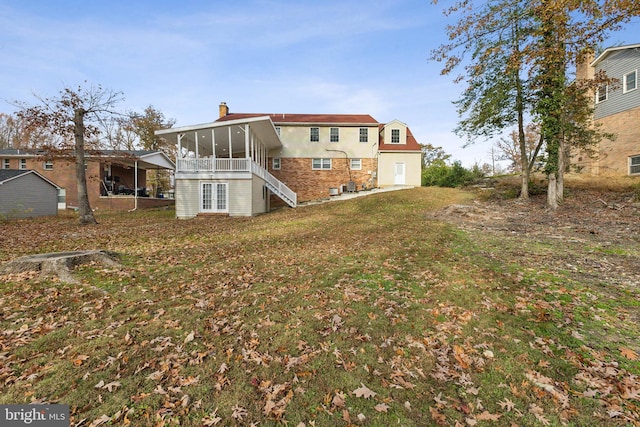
left=422, top=160, right=482, bottom=187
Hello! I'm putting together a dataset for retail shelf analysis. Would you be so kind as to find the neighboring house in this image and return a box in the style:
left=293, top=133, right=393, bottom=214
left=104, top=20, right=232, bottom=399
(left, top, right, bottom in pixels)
left=155, top=102, right=422, bottom=218
left=0, top=169, right=60, bottom=218
left=0, top=149, right=175, bottom=211
left=574, top=44, right=640, bottom=176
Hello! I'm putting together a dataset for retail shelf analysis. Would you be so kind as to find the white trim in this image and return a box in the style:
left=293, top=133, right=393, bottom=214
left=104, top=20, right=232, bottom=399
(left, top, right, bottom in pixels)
left=200, top=181, right=228, bottom=213
left=350, top=158, right=362, bottom=170
left=272, top=157, right=281, bottom=170
left=312, top=158, right=331, bottom=170
left=624, top=69, right=637, bottom=94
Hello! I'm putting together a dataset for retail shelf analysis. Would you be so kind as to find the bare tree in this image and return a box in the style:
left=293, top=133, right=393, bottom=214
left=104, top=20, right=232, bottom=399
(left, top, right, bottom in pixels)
left=14, top=83, right=124, bottom=225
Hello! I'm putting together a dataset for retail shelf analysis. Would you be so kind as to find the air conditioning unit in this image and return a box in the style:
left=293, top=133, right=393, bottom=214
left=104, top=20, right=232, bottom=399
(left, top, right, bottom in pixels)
left=347, top=181, right=356, bottom=192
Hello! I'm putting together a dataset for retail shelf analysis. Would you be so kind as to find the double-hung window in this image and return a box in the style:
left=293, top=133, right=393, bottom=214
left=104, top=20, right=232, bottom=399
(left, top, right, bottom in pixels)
left=350, top=158, right=362, bottom=170
left=624, top=70, right=637, bottom=93
left=272, top=158, right=281, bottom=170
left=19, top=159, right=27, bottom=170
left=330, top=127, right=339, bottom=142
left=359, top=128, right=368, bottom=143
left=596, top=84, right=608, bottom=103
left=310, top=127, right=319, bottom=142
left=312, top=158, right=331, bottom=170
left=391, top=129, right=400, bottom=144
left=2, top=159, right=9, bottom=169
left=43, top=160, right=54, bottom=170
left=201, top=182, right=228, bottom=213
left=630, top=155, right=640, bottom=175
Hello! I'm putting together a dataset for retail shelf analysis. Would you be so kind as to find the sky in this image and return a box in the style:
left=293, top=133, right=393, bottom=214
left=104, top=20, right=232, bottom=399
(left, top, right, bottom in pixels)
left=1, top=0, right=639, bottom=168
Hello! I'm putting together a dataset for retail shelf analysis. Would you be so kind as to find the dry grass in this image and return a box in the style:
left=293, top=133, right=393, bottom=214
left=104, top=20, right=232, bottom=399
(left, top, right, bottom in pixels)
left=1, top=185, right=638, bottom=426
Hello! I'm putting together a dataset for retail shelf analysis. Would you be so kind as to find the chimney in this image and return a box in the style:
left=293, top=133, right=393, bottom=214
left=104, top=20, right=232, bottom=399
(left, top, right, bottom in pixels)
left=219, top=102, right=229, bottom=118
left=576, top=49, right=595, bottom=81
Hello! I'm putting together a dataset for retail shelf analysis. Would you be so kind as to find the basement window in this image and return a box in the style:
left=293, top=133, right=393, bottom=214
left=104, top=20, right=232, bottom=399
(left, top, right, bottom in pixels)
left=312, top=158, right=331, bottom=170
left=630, top=155, right=640, bottom=175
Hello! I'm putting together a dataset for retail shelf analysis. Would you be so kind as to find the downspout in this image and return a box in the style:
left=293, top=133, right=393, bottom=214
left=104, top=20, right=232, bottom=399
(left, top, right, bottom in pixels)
left=128, top=160, right=138, bottom=212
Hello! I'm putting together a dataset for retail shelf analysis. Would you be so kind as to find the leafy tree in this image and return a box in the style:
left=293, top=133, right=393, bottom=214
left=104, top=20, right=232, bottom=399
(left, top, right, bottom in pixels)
left=0, top=113, right=58, bottom=149
left=422, top=160, right=481, bottom=188
left=124, top=106, right=176, bottom=197
left=432, top=1, right=536, bottom=198
left=421, top=143, right=451, bottom=167
left=15, top=83, right=124, bottom=225
left=432, top=0, right=640, bottom=209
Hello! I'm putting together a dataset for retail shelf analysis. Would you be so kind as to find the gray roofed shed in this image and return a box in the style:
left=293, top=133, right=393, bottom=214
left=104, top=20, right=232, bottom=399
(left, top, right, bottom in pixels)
left=0, top=169, right=60, bottom=218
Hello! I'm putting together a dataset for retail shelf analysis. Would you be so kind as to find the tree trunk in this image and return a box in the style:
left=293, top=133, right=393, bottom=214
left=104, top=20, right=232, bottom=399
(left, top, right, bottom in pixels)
left=547, top=172, right=558, bottom=210
left=74, top=108, right=98, bottom=225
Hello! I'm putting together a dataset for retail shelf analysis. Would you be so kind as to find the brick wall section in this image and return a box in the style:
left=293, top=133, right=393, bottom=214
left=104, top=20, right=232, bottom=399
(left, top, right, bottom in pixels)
left=0, top=157, right=169, bottom=210
left=573, top=105, right=640, bottom=175
left=269, top=157, right=377, bottom=202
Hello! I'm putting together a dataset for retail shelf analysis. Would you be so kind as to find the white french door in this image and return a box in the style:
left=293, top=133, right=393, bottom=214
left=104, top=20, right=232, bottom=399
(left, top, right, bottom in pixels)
left=200, top=182, right=228, bottom=213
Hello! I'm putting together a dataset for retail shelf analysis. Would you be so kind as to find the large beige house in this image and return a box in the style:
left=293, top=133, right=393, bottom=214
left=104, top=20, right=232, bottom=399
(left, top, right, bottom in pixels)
left=574, top=44, right=640, bottom=176
left=156, top=103, right=422, bottom=218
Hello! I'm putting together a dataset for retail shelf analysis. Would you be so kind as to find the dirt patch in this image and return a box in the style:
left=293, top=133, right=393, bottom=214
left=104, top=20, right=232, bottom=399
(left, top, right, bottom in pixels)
left=428, top=189, right=640, bottom=289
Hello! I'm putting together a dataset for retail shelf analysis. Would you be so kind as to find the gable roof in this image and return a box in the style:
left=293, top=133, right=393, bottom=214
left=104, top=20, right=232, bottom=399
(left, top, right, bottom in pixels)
left=217, top=113, right=379, bottom=126
left=592, top=43, right=640, bottom=67
left=0, top=169, right=60, bottom=188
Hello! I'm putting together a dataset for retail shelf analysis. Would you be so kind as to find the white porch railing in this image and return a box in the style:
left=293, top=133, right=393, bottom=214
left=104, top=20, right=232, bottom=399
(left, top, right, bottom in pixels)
left=251, top=162, right=297, bottom=207
left=176, top=157, right=250, bottom=172
left=176, top=157, right=296, bottom=208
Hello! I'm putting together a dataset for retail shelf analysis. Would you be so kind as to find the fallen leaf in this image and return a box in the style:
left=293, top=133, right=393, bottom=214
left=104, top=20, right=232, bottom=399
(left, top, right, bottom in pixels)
left=476, top=410, right=501, bottom=421
left=352, top=383, right=376, bottom=399
left=620, top=347, right=638, bottom=360
left=374, top=403, right=389, bottom=412
left=184, top=330, right=195, bottom=344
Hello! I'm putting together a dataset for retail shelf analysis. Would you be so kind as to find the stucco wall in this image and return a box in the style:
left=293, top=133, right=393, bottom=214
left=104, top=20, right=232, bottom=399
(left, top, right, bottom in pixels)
left=271, top=124, right=379, bottom=159
left=378, top=152, right=422, bottom=187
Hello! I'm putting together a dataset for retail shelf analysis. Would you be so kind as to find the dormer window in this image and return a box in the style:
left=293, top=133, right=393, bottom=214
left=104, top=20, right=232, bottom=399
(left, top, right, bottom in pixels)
left=391, top=129, right=400, bottom=144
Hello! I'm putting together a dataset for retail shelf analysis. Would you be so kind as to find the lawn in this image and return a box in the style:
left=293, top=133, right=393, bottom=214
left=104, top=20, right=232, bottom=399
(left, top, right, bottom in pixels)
left=1, top=186, right=639, bottom=426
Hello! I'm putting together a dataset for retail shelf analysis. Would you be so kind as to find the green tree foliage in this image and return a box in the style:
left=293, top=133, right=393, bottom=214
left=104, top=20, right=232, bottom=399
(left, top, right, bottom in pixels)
left=422, top=160, right=481, bottom=188
left=432, top=0, right=640, bottom=209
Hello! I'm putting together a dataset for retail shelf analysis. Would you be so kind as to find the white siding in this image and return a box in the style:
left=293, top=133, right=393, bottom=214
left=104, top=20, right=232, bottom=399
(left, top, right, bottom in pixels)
left=228, top=180, right=252, bottom=217
left=251, top=177, right=268, bottom=215
left=175, top=179, right=199, bottom=219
